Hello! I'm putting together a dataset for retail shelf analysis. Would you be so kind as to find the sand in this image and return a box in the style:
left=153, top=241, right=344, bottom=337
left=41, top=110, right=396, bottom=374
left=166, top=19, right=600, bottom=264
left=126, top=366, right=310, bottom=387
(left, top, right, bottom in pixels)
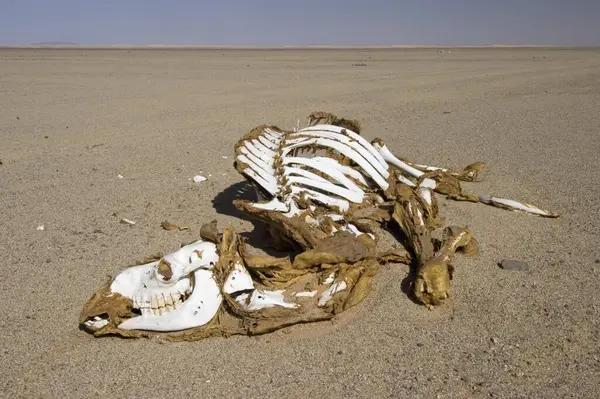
left=1, top=47, right=599, bottom=398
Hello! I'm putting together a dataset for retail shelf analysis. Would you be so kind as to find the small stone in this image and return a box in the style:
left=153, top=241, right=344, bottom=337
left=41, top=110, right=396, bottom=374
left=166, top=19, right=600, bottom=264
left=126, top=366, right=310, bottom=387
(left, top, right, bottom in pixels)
left=499, top=259, right=529, bottom=271
left=117, top=174, right=124, bottom=179
left=491, top=337, right=498, bottom=344
left=44, top=136, right=48, bottom=139
left=36, top=224, right=45, bottom=231
left=193, top=175, right=207, bottom=183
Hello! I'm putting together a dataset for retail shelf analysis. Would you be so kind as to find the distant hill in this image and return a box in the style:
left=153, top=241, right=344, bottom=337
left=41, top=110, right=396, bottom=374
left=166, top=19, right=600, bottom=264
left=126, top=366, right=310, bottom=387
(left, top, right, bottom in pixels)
left=32, top=41, right=79, bottom=46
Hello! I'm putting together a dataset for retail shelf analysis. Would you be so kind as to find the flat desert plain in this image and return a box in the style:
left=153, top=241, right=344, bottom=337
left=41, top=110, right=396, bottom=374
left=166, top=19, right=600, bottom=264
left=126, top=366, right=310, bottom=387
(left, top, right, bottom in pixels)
left=1, top=48, right=599, bottom=398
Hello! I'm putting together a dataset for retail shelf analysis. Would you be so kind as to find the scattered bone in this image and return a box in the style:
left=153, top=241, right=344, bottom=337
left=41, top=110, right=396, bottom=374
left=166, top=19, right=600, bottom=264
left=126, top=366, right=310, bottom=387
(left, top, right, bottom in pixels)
left=193, top=175, right=207, bottom=183
left=161, top=220, right=189, bottom=231
left=120, top=218, right=136, bottom=226
left=36, top=224, right=45, bottom=231
left=117, top=174, right=124, bottom=179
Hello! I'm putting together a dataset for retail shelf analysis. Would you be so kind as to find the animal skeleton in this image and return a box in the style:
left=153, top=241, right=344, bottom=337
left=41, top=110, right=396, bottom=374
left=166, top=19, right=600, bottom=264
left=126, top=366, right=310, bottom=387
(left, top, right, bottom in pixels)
left=80, top=112, right=558, bottom=340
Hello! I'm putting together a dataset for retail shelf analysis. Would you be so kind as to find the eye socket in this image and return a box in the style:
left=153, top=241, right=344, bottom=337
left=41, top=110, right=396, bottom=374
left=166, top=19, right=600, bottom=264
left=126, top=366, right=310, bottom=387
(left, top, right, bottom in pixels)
left=156, top=259, right=173, bottom=281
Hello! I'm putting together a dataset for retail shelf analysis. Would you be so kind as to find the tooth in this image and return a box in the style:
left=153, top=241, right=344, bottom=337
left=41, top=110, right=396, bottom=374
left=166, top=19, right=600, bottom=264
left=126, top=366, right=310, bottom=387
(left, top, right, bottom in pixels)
left=166, top=294, right=174, bottom=306
left=151, top=296, right=159, bottom=310
left=158, top=294, right=166, bottom=309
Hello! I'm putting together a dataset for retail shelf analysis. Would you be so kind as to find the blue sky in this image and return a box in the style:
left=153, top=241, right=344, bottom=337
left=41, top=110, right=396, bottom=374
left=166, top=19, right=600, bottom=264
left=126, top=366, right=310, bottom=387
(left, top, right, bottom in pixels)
left=1, top=0, right=599, bottom=46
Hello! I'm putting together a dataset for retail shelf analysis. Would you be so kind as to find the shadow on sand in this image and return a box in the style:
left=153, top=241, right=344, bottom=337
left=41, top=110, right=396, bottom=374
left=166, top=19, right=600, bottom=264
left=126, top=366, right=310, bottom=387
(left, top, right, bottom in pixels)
left=211, top=180, right=290, bottom=257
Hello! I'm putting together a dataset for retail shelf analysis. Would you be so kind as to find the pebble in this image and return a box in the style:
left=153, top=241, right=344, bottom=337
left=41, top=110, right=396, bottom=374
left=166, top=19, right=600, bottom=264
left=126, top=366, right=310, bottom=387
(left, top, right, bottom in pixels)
left=499, top=259, right=529, bottom=271
left=193, top=175, right=207, bottom=183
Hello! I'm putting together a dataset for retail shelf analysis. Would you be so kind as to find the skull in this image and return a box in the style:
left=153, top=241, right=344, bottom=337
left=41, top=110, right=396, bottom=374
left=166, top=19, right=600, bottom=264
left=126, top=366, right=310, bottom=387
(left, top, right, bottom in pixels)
left=80, top=240, right=223, bottom=333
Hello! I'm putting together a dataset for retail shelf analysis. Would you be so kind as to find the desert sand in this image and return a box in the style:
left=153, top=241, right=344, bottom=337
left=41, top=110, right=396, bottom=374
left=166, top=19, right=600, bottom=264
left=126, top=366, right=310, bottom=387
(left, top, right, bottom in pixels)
left=1, top=47, right=599, bottom=398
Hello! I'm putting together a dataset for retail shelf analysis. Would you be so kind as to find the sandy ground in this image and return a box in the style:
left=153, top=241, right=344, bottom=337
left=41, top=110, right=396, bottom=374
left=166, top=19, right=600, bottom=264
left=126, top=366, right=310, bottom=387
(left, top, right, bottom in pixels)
left=1, top=48, right=599, bottom=398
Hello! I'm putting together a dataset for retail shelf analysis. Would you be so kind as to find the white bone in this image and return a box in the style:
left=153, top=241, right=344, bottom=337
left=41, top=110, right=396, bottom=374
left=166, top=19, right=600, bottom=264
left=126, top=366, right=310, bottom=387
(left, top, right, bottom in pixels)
left=249, top=198, right=289, bottom=212
left=397, top=174, right=416, bottom=187
left=242, top=141, right=275, bottom=164
left=286, top=175, right=364, bottom=203
left=283, top=137, right=389, bottom=190
left=284, top=157, right=365, bottom=192
left=243, top=290, right=298, bottom=310
left=239, top=146, right=274, bottom=173
left=290, top=186, right=350, bottom=212
left=224, top=263, right=255, bottom=294
left=264, top=128, right=284, bottom=142
left=257, top=134, right=279, bottom=150
left=284, top=166, right=332, bottom=185
left=119, top=268, right=222, bottom=331
left=160, top=241, right=220, bottom=283
left=302, top=124, right=388, bottom=168
left=290, top=130, right=389, bottom=178
left=239, top=167, right=278, bottom=196
left=250, top=139, right=276, bottom=157
left=236, top=154, right=278, bottom=193
left=311, top=156, right=368, bottom=186
left=479, top=195, right=557, bottom=217
left=318, top=281, right=347, bottom=306
left=373, top=141, right=424, bottom=178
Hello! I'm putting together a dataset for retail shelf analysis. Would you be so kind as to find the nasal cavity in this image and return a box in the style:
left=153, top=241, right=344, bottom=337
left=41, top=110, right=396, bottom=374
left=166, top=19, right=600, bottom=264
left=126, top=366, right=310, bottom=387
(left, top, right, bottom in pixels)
left=157, top=259, right=173, bottom=281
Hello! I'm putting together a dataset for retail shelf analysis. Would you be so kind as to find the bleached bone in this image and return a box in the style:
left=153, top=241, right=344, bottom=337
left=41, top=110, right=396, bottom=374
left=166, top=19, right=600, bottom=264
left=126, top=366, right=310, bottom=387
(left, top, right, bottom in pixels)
left=290, top=186, right=350, bottom=212
left=371, top=141, right=425, bottom=178
left=479, top=195, right=559, bottom=217
left=108, top=240, right=222, bottom=332
left=282, top=137, right=389, bottom=190
left=289, top=129, right=389, bottom=178
left=302, top=124, right=388, bottom=168
left=283, top=157, right=365, bottom=192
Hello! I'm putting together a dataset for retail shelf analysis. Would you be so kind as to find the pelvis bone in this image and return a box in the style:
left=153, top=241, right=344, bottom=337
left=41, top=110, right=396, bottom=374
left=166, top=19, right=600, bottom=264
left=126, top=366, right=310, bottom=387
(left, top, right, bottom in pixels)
left=80, top=111, right=559, bottom=340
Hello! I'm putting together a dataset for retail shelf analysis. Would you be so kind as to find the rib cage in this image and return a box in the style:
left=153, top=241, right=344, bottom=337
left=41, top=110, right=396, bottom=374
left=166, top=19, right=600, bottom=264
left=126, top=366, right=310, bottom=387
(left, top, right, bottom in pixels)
left=234, top=122, right=392, bottom=215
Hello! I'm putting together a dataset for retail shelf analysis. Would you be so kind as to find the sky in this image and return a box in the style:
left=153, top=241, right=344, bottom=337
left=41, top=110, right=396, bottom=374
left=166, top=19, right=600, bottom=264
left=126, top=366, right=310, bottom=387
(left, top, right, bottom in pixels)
left=1, top=0, right=599, bottom=46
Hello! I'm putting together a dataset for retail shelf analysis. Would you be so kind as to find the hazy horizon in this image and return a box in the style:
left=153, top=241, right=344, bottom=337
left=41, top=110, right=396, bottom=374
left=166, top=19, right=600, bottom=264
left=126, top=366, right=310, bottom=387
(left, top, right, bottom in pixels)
left=2, top=0, right=600, bottom=47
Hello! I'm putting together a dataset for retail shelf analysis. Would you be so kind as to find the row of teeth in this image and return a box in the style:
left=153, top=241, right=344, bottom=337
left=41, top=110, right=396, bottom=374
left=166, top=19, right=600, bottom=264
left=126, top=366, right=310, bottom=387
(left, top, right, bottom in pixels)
left=133, top=292, right=189, bottom=316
